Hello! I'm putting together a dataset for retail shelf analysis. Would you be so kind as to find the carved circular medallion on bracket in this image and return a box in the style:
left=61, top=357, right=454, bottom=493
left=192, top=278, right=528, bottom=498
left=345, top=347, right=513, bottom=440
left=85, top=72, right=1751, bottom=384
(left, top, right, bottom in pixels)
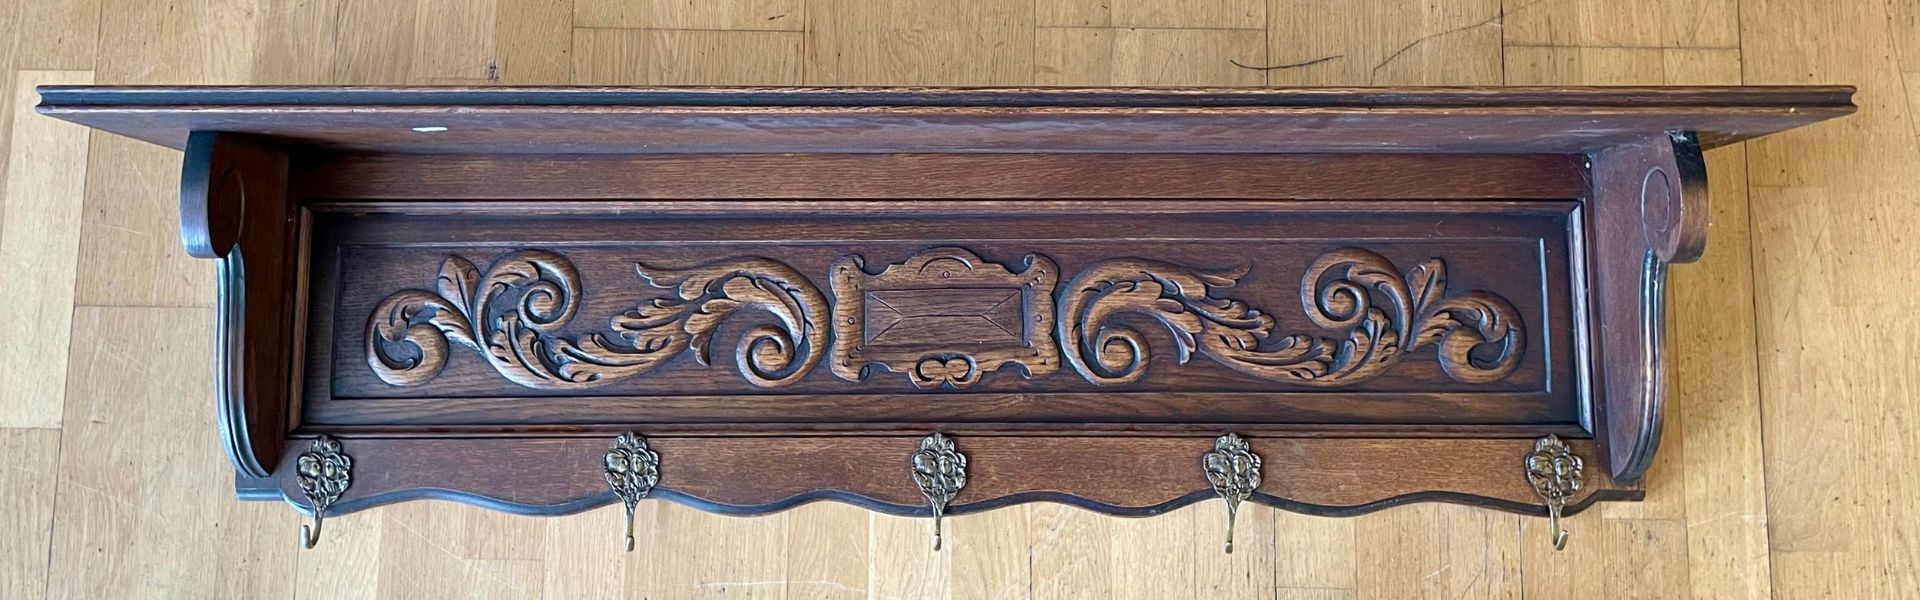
left=1639, top=166, right=1676, bottom=255
left=179, top=132, right=248, bottom=259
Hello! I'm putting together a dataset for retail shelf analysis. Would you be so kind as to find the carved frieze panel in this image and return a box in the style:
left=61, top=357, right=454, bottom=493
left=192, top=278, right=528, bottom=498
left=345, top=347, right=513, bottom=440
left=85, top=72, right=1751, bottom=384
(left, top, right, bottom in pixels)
left=1058, top=248, right=1524, bottom=387
left=365, top=251, right=828, bottom=390
left=362, top=246, right=1524, bottom=392
left=830, top=248, right=1059, bottom=389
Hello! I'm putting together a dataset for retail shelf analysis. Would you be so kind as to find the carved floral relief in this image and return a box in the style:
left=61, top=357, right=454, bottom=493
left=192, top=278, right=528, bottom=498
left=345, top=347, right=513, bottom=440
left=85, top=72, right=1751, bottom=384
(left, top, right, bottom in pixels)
left=365, top=246, right=1524, bottom=390
left=365, top=250, right=827, bottom=389
left=1057, top=248, right=1524, bottom=386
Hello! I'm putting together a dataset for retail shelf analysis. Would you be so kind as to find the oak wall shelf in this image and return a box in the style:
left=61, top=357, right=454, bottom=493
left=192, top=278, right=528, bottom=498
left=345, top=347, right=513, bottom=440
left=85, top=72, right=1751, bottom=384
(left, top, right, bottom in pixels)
left=38, top=85, right=1854, bottom=552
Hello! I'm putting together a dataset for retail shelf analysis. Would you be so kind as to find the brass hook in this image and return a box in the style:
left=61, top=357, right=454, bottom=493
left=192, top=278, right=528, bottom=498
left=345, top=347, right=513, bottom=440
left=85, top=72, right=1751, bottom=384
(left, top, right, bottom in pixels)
left=294, top=435, right=351, bottom=551
left=1524, top=435, right=1583, bottom=552
left=299, top=507, right=325, bottom=549
left=622, top=504, right=637, bottom=552
left=932, top=512, right=945, bottom=551
left=604, top=432, right=660, bottom=553
left=1202, top=433, right=1261, bottom=555
left=911, top=433, right=967, bottom=551
left=1546, top=503, right=1570, bottom=551
left=1222, top=501, right=1240, bottom=554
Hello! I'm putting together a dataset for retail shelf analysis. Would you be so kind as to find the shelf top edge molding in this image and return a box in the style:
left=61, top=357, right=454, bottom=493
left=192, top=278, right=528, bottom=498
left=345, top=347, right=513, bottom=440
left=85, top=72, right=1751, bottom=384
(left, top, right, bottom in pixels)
left=38, top=85, right=1855, bottom=154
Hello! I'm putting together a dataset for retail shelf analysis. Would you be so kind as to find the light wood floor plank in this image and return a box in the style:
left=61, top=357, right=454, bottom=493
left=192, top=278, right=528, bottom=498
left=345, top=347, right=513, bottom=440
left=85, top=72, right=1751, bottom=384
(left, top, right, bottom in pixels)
left=10, top=0, right=99, bottom=70
left=572, top=28, right=803, bottom=85
left=0, top=69, right=91, bottom=429
left=1501, top=0, right=1738, bottom=49
left=636, top=504, right=789, bottom=599
left=1273, top=510, right=1354, bottom=592
left=1741, top=0, right=1920, bottom=597
left=785, top=503, right=871, bottom=600
left=948, top=507, right=1029, bottom=600
left=45, top=307, right=295, bottom=599
left=804, top=0, right=1033, bottom=85
left=412, top=0, right=499, bottom=81
left=572, top=0, right=802, bottom=31
left=75, top=0, right=259, bottom=307
left=1108, top=505, right=1195, bottom=600
left=539, top=503, right=631, bottom=600
left=494, top=0, right=574, bottom=84
left=1265, top=0, right=1503, bottom=85
left=1353, top=505, right=1521, bottom=600
left=1029, top=504, right=1111, bottom=600
left=0, top=428, right=60, bottom=600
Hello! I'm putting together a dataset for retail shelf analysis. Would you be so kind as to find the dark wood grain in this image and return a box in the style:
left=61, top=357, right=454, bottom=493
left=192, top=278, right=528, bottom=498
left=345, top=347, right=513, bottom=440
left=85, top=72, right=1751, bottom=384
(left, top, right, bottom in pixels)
left=308, top=202, right=1580, bottom=432
left=257, top=435, right=1639, bottom=519
left=39, top=85, right=1853, bottom=533
left=1587, top=132, right=1704, bottom=482
left=292, top=153, right=1590, bottom=200
left=181, top=133, right=296, bottom=478
left=36, top=86, right=1854, bottom=153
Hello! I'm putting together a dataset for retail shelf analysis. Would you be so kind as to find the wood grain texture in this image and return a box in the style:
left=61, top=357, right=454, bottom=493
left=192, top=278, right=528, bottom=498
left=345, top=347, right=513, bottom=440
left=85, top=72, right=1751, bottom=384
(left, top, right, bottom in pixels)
left=1265, top=0, right=1503, bottom=86
left=1034, top=27, right=1267, bottom=87
left=0, top=70, right=91, bottom=428
left=308, top=204, right=1576, bottom=434
left=35, top=85, right=1854, bottom=155
left=0, top=428, right=59, bottom=600
left=292, top=153, right=1590, bottom=200
left=1508, top=43, right=1768, bottom=599
left=1742, top=0, right=1920, bottom=597
left=1, top=0, right=1910, bottom=598
left=250, top=436, right=1638, bottom=522
left=46, top=307, right=295, bottom=599
left=571, top=28, right=804, bottom=86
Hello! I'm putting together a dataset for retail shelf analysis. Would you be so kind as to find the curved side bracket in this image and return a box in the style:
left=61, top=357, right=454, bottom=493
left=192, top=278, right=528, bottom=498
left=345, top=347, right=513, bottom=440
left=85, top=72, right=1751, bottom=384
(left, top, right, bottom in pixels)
left=1588, top=130, right=1708, bottom=482
left=182, top=132, right=295, bottom=479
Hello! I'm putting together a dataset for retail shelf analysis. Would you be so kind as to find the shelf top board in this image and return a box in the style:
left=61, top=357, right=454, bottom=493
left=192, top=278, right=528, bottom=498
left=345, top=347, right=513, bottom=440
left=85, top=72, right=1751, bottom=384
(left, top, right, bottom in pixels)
left=39, top=85, right=1855, bottom=154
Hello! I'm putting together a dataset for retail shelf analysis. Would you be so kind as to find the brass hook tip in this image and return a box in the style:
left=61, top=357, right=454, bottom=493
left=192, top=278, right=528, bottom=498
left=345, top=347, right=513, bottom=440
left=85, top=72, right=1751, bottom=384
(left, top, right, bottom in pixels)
left=1224, top=540, right=1234, bottom=554
left=624, top=534, right=635, bottom=552
left=299, top=521, right=319, bottom=550
left=1551, top=530, right=1570, bottom=551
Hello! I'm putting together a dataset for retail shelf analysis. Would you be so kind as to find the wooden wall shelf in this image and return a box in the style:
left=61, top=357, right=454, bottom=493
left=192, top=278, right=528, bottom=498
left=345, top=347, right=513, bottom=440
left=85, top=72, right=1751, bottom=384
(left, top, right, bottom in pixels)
left=39, top=85, right=1853, bottom=552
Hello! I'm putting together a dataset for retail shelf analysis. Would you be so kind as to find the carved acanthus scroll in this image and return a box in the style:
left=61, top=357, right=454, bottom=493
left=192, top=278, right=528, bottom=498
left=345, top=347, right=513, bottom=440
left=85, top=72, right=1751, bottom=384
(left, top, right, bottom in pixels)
left=1058, top=248, right=1524, bottom=386
left=366, top=250, right=827, bottom=389
left=367, top=246, right=1523, bottom=390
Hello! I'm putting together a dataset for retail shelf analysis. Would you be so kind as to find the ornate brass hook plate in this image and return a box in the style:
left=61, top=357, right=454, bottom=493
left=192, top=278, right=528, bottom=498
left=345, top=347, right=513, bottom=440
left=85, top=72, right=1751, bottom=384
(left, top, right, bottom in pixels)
left=1202, top=433, right=1262, bottom=554
left=604, top=432, right=661, bottom=552
left=911, top=433, right=968, bottom=550
left=1525, top=435, right=1584, bottom=550
left=295, top=435, right=352, bottom=549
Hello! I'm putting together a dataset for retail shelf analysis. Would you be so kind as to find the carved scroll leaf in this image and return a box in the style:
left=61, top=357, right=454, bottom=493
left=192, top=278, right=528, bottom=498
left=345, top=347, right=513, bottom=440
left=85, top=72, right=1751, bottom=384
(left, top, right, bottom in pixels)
left=366, top=251, right=826, bottom=389
left=1059, top=248, right=1524, bottom=387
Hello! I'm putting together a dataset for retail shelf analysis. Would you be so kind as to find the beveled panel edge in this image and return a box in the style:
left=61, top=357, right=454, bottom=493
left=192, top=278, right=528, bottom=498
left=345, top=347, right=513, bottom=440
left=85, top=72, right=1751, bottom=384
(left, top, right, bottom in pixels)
left=36, top=84, right=1856, bottom=109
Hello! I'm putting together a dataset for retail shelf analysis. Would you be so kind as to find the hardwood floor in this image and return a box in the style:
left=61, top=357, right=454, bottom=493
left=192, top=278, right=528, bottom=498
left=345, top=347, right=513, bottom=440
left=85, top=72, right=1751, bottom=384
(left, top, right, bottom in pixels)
left=0, top=0, right=1913, bottom=597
